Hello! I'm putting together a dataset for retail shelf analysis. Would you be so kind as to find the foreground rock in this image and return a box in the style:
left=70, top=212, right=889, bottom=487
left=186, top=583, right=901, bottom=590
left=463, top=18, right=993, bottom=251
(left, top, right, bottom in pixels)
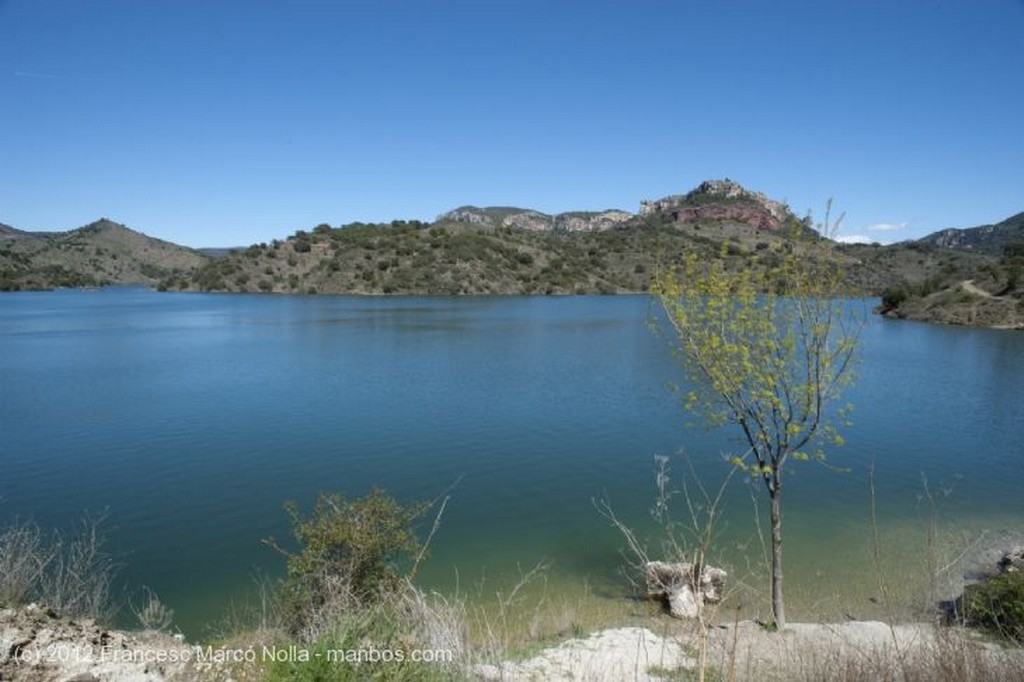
left=999, top=546, right=1024, bottom=573
left=0, top=603, right=192, bottom=682
left=644, top=560, right=727, bottom=619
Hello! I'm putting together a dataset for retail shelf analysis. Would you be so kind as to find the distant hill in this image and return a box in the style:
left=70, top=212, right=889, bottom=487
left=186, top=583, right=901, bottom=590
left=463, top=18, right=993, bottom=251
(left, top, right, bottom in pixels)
left=196, top=247, right=240, bottom=258
left=434, top=179, right=798, bottom=235
left=917, top=211, right=1024, bottom=255
left=0, top=223, right=51, bottom=241
left=864, top=211, right=1024, bottom=328
left=4, top=184, right=1021, bottom=329
left=165, top=180, right=839, bottom=297
left=0, top=218, right=208, bottom=291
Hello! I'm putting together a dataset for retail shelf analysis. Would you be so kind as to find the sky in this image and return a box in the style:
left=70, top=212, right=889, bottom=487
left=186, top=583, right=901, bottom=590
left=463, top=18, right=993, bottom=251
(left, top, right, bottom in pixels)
left=1, top=1, right=1022, bottom=248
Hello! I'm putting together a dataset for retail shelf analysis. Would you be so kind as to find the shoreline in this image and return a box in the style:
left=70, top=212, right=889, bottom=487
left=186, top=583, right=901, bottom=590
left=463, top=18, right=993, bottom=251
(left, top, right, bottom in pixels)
left=5, top=603, right=1022, bottom=682
left=9, top=283, right=1024, bottom=332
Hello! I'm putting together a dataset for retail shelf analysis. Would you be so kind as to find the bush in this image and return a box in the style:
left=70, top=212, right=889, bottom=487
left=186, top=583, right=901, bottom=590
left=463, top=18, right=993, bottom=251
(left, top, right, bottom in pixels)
left=264, top=601, right=461, bottom=682
left=880, top=286, right=909, bottom=310
left=964, top=571, right=1024, bottom=643
left=268, top=489, right=428, bottom=639
left=0, top=515, right=115, bottom=620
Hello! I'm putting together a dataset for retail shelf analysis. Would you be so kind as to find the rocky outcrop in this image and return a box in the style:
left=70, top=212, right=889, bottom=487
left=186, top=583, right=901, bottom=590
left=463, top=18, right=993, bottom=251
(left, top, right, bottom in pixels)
left=554, top=211, right=632, bottom=233
left=666, top=203, right=782, bottom=231
left=435, top=207, right=496, bottom=227
left=644, top=561, right=727, bottom=619
left=439, top=179, right=795, bottom=234
left=640, top=179, right=789, bottom=231
left=925, top=227, right=986, bottom=250
left=0, top=603, right=191, bottom=682
left=501, top=210, right=553, bottom=232
left=998, top=546, right=1024, bottom=573
left=917, top=211, right=1024, bottom=255
left=436, top=207, right=633, bottom=233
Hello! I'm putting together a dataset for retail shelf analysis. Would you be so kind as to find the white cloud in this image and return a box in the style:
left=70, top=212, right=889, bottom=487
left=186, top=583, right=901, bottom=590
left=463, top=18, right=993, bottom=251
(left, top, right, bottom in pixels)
left=834, top=221, right=909, bottom=245
left=866, top=222, right=908, bottom=232
left=835, top=234, right=875, bottom=244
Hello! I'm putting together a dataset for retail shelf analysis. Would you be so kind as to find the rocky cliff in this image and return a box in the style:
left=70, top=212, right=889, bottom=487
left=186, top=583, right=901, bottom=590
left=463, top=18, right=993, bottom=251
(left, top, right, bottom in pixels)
left=438, top=180, right=793, bottom=234
left=639, top=179, right=791, bottom=231
left=436, top=206, right=633, bottom=233
left=917, top=212, right=1024, bottom=255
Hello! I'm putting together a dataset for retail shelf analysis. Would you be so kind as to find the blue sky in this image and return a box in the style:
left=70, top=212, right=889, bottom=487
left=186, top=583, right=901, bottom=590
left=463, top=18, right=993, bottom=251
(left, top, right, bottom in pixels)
left=2, top=1, right=1022, bottom=248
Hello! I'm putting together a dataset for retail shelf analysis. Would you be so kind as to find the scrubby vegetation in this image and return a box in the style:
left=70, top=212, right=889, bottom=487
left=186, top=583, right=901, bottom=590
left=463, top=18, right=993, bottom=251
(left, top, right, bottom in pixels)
left=265, top=489, right=430, bottom=639
left=0, top=515, right=115, bottom=620
left=964, top=571, right=1024, bottom=644
left=246, top=489, right=467, bottom=680
left=0, top=218, right=205, bottom=290
left=4, top=188, right=1023, bottom=328
left=869, top=241, right=1024, bottom=327
left=4, top=489, right=1024, bottom=681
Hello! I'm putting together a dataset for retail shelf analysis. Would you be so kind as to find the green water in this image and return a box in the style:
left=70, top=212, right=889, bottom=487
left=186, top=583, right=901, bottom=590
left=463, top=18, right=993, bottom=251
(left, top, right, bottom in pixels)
left=1, top=288, right=1022, bottom=636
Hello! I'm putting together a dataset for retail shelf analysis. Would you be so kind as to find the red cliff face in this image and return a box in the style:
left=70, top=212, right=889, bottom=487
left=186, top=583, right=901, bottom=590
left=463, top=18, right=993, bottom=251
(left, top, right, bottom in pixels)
left=667, top=203, right=782, bottom=231
left=639, top=179, right=790, bottom=231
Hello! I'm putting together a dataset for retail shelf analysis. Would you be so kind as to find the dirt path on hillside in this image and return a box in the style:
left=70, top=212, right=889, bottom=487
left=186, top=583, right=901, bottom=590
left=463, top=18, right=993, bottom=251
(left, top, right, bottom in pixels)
left=961, top=279, right=1009, bottom=300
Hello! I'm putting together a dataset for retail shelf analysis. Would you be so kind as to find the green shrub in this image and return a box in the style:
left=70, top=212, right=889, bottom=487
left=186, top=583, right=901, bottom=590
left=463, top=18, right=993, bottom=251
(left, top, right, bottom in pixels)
left=880, top=286, right=909, bottom=310
left=269, top=489, right=428, bottom=638
left=964, top=571, right=1024, bottom=643
left=264, top=604, right=460, bottom=682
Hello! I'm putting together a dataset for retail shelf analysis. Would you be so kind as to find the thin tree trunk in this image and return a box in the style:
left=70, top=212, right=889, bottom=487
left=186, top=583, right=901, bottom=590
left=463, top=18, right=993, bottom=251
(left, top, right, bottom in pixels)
left=770, top=490, right=786, bottom=629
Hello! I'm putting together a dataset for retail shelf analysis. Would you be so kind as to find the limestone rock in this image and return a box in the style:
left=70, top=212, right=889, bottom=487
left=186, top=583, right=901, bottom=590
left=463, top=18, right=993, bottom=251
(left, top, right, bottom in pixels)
left=644, top=560, right=727, bottom=619
left=437, top=206, right=634, bottom=233
left=998, top=546, right=1024, bottom=573
left=639, top=178, right=789, bottom=231
left=668, top=585, right=700, bottom=618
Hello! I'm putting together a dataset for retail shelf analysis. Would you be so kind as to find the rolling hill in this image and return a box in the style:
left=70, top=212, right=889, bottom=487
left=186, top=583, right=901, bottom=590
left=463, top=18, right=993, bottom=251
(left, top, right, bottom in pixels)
left=0, top=218, right=207, bottom=291
left=3, top=181, right=1021, bottom=328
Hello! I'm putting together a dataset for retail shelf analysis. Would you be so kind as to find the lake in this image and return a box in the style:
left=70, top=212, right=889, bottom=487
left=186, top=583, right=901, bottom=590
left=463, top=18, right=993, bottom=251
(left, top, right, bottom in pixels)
left=1, top=288, right=1022, bottom=636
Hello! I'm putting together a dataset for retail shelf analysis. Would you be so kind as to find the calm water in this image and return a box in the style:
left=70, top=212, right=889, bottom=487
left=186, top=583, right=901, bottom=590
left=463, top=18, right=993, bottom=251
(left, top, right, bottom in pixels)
left=1, top=288, right=1022, bottom=635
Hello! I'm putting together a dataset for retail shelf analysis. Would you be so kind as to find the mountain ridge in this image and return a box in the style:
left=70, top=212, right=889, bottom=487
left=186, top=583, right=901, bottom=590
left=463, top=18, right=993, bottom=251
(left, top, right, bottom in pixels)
left=3, top=181, right=1022, bottom=329
left=916, top=211, right=1024, bottom=255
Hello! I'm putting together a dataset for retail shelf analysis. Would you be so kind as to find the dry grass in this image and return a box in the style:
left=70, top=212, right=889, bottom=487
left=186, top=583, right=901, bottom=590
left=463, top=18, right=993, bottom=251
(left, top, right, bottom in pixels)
left=0, top=514, right=115, bottom=620
left=701, top=621, right=1024, bottom=682
left=0, top=520, right=48, bottom=605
